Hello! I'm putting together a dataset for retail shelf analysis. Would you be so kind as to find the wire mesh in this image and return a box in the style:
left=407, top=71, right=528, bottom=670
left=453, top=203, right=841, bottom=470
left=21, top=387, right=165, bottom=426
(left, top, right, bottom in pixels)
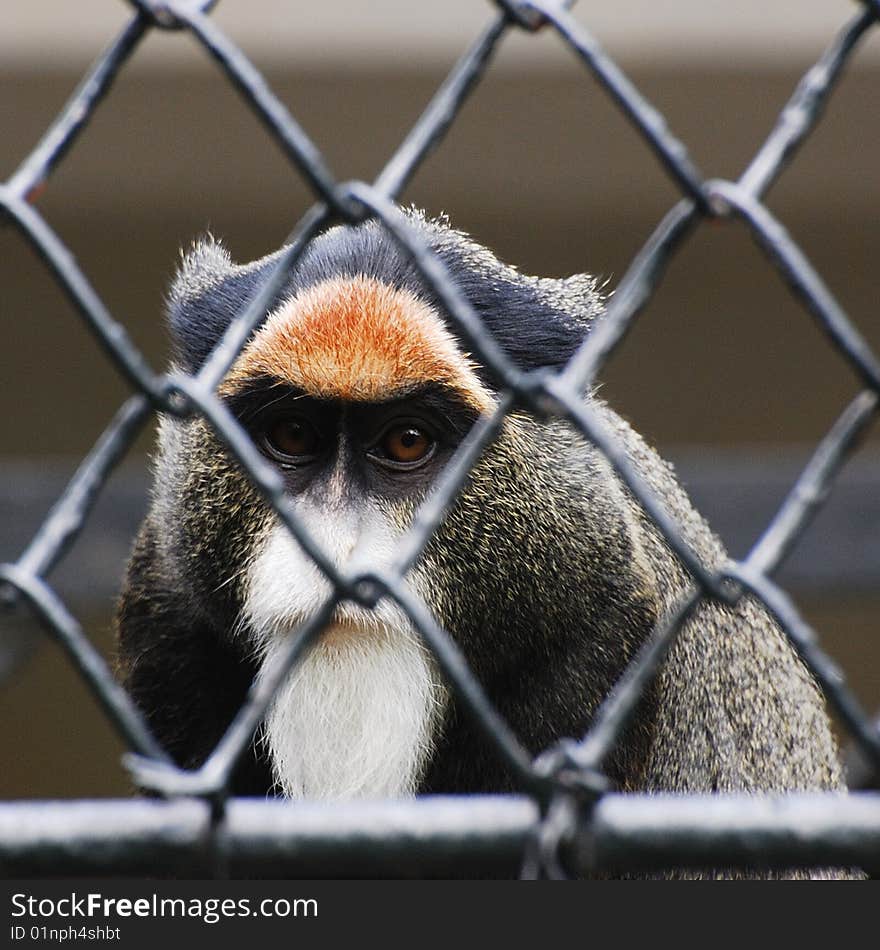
left=1, top=0, right=879, bottom=878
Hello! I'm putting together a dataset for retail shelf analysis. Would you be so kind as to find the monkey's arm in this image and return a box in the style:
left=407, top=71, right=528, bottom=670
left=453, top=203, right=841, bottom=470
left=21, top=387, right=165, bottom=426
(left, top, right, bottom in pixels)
left=599, top=405, right=846, bottom=798
left=115, top=519, right=274, bottom=795
left=645, top=595, right=845, bottom=795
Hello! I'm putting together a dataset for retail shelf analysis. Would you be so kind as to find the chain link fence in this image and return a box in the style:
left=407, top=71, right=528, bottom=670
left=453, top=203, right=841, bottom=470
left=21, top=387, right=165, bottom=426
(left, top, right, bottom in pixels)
left=1, top=0, right=879, bottom=878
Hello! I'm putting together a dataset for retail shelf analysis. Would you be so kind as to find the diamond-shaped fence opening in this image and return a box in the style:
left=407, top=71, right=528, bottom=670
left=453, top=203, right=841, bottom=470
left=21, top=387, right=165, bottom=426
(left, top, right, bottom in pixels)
left=1, top=0, right=879, bottom=879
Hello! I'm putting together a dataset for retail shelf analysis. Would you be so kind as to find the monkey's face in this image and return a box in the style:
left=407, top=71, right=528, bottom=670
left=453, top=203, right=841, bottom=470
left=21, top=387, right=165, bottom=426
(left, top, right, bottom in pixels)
left=165, top=275, right=495, bottom=798
left=148, top=219, right=610, bottom=798
left=218, top=273, right=491, bottom=628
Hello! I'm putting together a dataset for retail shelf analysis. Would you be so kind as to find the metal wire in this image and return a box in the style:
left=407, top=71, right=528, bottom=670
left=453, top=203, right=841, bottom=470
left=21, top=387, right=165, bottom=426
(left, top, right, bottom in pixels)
left=2, top=0, right=879, bottom=879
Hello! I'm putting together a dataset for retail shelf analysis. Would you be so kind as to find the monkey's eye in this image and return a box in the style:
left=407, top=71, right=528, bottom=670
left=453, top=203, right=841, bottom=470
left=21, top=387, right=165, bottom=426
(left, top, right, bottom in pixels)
left=259, top=416, right=322, bottom=464
left=368, top=422, right=436, bottom=470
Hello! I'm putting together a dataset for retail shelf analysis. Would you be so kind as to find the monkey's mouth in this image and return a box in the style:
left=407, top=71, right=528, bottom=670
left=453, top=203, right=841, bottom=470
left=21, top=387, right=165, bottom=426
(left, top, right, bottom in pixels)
left=248, top=589, right=417, bottom=654
left=280, top=609, right=411, bottom=650
left=316, top=618, right=383, bottom=646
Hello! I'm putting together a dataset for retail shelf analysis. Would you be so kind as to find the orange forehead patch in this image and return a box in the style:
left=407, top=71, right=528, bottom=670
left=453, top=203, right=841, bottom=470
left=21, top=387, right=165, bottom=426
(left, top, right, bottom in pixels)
left=222, top=276, right=495, bottom=412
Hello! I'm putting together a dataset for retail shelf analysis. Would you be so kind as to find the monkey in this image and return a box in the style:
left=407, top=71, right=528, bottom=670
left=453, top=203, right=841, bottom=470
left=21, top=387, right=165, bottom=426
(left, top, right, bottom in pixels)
left=115, top=209, right=852, bottom=878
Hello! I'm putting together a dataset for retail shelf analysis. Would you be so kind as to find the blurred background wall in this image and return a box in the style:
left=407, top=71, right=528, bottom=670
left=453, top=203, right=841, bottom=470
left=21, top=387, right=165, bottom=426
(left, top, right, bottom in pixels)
left=1, top=0, right=878, bottom=797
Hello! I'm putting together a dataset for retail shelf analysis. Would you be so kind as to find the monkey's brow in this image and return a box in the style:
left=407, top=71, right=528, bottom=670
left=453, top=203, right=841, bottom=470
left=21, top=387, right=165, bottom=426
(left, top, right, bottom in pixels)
left=383, top=382, right=482, bottom=431
left=222, top=376, right=317, bottom=421
left=250, top=388, right=304, bottom=416
left=224, top=375, right=480, bottom=426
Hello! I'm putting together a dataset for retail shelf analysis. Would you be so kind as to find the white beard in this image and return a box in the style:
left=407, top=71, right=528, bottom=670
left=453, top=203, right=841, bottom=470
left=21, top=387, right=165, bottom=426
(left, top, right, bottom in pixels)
left=243, top=517, right=445, bottom=800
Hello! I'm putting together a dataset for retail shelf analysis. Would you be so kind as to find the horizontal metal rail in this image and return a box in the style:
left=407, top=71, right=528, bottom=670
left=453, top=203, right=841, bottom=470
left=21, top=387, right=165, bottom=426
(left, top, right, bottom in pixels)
left=0, top=794, right=876, bottom=878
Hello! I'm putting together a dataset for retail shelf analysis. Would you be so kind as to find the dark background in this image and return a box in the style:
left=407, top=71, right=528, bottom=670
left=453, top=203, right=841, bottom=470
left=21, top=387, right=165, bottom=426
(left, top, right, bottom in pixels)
left=1, top=3, right=878, bottom=797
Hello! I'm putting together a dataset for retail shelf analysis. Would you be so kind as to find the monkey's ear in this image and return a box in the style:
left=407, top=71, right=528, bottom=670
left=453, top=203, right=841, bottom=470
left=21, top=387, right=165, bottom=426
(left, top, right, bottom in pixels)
left=494, top=270, right=604, bottom=374
left=165, top=236, right=258, bottom=373
left=171, top=235, right=233, bottom=301
left=426, top=220, right=604, bottom=375
left=530, top=271, right=606, bottom=340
